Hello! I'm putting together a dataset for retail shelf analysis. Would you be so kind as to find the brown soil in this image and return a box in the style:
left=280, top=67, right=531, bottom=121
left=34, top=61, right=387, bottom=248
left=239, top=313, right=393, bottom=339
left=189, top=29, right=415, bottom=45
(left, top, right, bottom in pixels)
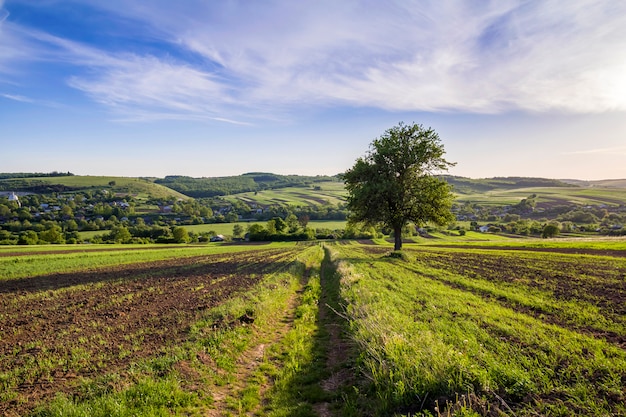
left=0, top=248, right=295, bottom=416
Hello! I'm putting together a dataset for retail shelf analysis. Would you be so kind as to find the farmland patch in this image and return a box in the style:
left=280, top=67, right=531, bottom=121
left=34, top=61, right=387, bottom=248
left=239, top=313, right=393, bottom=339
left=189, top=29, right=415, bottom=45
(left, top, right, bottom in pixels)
left=0, top=248, right=298, bottom=415
left=332, top=243, right=626, bottom=416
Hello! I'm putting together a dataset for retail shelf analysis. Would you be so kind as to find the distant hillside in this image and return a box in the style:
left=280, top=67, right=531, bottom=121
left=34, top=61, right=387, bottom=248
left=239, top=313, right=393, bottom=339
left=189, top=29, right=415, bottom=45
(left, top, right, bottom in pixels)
left=219, top=175, right=626, bottom=210
left=444, top=176, right=575, bottom=194
left=0, top=171, right=75, bottom=180
left=223, top=180, right=347, bottom=208
left=0, top=175, right=187, bottom=200
left=560, top=179, right=626, bottom=188
left=155, top=172, right=339, bottom=198
left=446, top=176, right=626, bottom=207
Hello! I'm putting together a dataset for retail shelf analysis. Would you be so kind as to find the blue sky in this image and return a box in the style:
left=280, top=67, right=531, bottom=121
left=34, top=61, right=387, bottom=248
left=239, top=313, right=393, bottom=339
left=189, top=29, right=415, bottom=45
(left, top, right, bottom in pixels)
left=1, top=0, right=625, bottom=180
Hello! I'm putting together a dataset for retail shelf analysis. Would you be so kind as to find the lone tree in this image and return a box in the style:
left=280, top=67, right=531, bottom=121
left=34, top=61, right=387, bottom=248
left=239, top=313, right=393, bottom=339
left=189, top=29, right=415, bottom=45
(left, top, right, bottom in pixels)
left=342, top=122, right=455, bottom=251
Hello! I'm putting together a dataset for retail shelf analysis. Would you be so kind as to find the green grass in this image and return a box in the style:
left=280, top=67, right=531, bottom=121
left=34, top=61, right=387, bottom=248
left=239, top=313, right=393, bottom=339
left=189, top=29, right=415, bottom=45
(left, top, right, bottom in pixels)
left=261, top=249, right=331, bottom=416
left=223, top=181, right=347, bottom=207
left=330, top=243, right=626, bottom=416
left=0, top=242, right=292, bottom=280
left=454, top=185, right=626, bottom=207
left=421, top=230, right=520, bottom=242
left=30, top=377, right=198, bottom=417
left=419, top=235, right=626, bottom=250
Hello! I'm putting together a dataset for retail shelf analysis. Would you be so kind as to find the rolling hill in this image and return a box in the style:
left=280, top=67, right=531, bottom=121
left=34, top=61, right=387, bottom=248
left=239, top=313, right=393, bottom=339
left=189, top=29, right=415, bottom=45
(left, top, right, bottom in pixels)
left=2, top=172, right=626, bottom=209
left=0, top=175, right=188, bottom=200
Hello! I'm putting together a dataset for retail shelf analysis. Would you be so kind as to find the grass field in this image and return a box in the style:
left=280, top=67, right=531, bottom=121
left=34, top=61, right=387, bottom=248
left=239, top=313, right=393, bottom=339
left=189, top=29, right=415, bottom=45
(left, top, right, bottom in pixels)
left=331, top=240, right=626, bottom=416
left=2, top=238, right=625, bottom=415
left=222, top=181, right=347, bottom=207
left=454, top=185, right=626, bottom=207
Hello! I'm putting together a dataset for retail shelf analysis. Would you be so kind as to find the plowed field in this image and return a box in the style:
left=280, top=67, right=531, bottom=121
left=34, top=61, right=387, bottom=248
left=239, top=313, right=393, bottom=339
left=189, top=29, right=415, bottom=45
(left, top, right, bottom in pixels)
left=0, top=247, right=298, bottom=416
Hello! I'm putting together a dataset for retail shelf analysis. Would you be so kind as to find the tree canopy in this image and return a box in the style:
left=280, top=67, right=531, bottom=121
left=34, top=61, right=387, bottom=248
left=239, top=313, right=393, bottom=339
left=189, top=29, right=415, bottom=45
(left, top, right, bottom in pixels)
left=342, top=122, right=455, bottom=250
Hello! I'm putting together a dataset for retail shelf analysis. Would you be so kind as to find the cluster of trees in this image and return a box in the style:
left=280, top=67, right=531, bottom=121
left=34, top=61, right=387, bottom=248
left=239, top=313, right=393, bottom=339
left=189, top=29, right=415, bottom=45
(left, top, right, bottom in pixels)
left=454, top=198, right=625, bottom=235
left=246, top=216, right=317, bottom=241
left=96, top=224, right=195, bottom=244
left=243, top=216, right=379, bottom=242
left=0, top=186, right=349, bottom=245
left=458, top=213, right=626, bottom=239
left=0, top=191, right=134, bottom=244
left=0, top=171, right=74, bottom=181
left=0, top=226, right=77, bottom=245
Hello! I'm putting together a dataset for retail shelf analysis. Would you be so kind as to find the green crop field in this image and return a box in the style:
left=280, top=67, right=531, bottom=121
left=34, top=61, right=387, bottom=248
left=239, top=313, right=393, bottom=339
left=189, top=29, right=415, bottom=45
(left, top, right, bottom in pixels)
left=2, top=238, right=626, bottom=416
left=454, top=184, right=626, bottom=207
left=330, top=240, right=626, bottom=416
left=222, top=181, right=347, bottom=207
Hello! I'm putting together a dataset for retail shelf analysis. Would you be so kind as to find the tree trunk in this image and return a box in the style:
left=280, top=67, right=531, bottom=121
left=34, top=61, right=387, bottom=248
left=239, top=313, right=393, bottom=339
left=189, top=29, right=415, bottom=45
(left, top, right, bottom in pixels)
left=394, top=225, right=402, bottom=251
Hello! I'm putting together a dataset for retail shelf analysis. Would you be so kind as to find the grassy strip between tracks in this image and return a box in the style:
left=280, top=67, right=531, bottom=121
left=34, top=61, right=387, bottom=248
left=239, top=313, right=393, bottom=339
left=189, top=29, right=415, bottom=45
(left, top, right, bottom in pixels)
left=331, top=244, right=626, bottom=416
left=26, top=245, right=324, bottom=416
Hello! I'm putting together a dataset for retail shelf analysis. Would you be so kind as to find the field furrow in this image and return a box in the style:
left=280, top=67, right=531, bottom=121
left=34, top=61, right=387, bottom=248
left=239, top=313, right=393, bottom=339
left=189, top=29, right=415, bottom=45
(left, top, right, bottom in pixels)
left=0, top=247, right=301, bottom=416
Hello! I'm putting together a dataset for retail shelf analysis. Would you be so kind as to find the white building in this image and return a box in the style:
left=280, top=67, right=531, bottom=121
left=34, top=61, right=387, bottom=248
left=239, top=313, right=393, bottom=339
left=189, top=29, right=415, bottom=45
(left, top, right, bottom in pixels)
left=8, top=192, right=21, bottom=207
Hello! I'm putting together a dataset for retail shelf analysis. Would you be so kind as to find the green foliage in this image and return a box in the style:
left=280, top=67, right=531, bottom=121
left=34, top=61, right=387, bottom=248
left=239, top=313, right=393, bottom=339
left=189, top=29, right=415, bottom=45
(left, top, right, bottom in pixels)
left=39, top=225, right=65, bottom=244
left=232, top=224, right=245, bottom=238
left=107, top=225, right=132, bottom=243
left=0, top=171, right=75, bottom=180
left=172, top=226, right=190, bottom=243
left=342, top=122, right=455, bottom=250
left=385, top=250, right=412, bottom=261
left=541, top=224, right=560, bottom=238
left=18, top=230, right=39, bottom=245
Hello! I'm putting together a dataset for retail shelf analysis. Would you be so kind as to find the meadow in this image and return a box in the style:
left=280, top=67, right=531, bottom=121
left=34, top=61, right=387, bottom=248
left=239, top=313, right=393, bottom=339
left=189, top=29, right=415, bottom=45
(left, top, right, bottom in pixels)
left=222, top=181, right=347, bottom=207
left=453, top=186, right=626, bottom=206
left=1, top=237, right=625, bottom=416
left=332, top=240, right=626, bottom=416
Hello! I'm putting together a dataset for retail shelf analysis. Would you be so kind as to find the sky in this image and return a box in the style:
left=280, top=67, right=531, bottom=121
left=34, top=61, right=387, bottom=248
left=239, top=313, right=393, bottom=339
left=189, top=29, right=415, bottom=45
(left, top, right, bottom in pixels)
left=1, top=0, right=625, bottom=180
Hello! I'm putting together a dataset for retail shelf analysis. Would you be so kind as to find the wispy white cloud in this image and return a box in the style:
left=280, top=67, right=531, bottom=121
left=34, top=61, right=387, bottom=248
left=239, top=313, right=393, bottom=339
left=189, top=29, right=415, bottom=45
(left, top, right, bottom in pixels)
left=0, top=91, right=64, bottom=108
left=1, top=93, right=32, bottom=103
left=3, top=0, right=626, bottom=121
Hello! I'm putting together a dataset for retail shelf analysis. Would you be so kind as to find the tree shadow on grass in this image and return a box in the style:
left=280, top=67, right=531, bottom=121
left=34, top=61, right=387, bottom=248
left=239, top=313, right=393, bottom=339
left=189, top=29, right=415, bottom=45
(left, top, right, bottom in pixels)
left=264, top=248, right=362, bottom=417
